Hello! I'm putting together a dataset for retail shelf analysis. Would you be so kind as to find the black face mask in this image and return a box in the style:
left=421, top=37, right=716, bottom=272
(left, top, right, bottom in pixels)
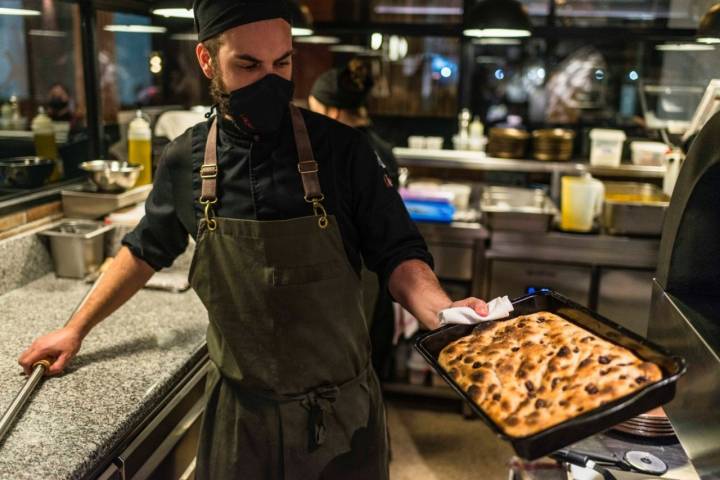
left=227, top=74, right=294, bottom=134
left=48, top=97, right=69, bottom=111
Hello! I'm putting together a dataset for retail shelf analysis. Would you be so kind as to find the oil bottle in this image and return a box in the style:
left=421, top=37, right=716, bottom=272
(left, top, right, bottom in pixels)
left=31, top=107, right=62, bottom=182
left=128, top=110, right=152, bottom=186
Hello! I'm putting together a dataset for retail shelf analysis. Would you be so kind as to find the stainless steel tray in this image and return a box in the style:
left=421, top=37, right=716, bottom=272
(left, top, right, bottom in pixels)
left=481, top=186, right=558, bottom=232
left=61, top=183, right=152, bottom=219
left=602, top=182, right=669, bottom=237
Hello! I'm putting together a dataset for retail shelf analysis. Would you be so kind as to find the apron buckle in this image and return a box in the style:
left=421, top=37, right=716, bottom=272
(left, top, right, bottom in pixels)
left=199, top=197, right=218, bottom=231
left=305, top=195, right=329, bottom=229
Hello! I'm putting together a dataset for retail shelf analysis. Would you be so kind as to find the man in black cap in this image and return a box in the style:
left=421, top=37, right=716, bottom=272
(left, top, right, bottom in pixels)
left=19, top=1, right=489, bottom=478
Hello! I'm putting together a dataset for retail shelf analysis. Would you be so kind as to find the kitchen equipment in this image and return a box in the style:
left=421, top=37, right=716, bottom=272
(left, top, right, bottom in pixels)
left=403, top=199, right=455, bottom=223
left=61, top=183, right=152, bottom=219
left=481, top=186, right=558, bottom=232
left=552, top=449, right=668, bottom=476
left=662, top=149, right=684, bottom=197
left=39, top=220, right=115, bottom=278
left=561, top=173, right=604, bottom=232
left=681, top=79, right=720, bottom=143
left=415, top=290, right=687, bottom=460
left=630, top=142, right=668, bottom=166
left=440, top=183, right=472, bottom=210
left=602, top=182, right=670, bottom=236
left=79, top=160, right=144, bottom=193
left=589, top=129, right=626, bottom=167
left=0, top=157, right=55, bottom=189
left=487, top=128, right=530, bottom=159
left=532, top=129, right=575, bottom=161
left=0, top=360, right=51, bottom=443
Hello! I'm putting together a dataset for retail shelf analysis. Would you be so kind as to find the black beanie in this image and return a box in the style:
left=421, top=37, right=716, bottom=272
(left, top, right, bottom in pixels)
left=193, top=0, right=292, bottom=42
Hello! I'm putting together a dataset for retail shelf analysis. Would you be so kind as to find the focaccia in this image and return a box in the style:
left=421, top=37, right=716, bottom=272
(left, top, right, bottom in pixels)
left=438, top=312, right=662, bottom=437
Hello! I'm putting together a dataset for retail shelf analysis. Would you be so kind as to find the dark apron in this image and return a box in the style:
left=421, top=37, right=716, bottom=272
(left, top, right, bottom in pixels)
left=188, top=105, right=389, bottom=480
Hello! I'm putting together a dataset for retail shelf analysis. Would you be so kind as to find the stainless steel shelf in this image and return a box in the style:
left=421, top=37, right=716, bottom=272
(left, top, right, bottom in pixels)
left=394, top=148, right=666, bottom=179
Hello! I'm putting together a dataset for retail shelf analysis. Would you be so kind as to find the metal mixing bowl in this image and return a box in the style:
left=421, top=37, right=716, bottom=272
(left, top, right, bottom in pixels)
left=0, top=157, right=55, bottom=189
left=79, top=160, right=144, bottom=193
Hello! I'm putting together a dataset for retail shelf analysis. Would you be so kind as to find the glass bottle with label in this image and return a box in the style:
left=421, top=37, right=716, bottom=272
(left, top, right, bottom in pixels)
left=128, top=110, right=152, bottom=186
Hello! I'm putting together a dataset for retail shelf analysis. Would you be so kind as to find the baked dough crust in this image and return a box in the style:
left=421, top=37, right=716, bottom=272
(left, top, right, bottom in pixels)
left=438, top=312, right=663, bottom=437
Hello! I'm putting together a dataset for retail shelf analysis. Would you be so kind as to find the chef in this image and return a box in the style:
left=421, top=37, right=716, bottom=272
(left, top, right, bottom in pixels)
left=18, top=1, right=489, bottom=478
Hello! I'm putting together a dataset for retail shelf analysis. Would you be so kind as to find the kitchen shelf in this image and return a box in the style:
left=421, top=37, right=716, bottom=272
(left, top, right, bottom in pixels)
left=394, top=148, right=666, bottom=179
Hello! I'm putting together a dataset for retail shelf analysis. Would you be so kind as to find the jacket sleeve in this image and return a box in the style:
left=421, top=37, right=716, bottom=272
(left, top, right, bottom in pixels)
left=121, top=145, right=190, bottom=271
left=348, top=133, right=433, bottom=284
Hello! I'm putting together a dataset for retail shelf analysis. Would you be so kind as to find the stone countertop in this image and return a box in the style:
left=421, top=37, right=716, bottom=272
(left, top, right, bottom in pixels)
left=0, top=273, right=207, bottom=480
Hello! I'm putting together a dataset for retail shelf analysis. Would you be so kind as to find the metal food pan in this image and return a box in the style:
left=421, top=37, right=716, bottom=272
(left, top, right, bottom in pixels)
left=414, top=290, right=686, bottom=460
left=602, top=182, right=669, bottom=236
left=481, top=187, right=558, bottom=232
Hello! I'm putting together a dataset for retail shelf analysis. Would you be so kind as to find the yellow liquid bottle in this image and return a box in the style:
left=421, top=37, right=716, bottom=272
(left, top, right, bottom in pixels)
left=128, top=110, right=152, bottom=186
left=32, top=108, right=63, bottom=182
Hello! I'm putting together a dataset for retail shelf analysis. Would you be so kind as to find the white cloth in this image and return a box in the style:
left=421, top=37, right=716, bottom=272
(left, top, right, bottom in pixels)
left=393, top=302, right=419, bottom=344
left=438, top=295, right=514, bottom=326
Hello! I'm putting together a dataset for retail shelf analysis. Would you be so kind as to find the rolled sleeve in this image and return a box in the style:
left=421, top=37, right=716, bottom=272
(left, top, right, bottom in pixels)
left=349, top=135, right=433, bottom=284
left=121, top=148, right=189, bottom=271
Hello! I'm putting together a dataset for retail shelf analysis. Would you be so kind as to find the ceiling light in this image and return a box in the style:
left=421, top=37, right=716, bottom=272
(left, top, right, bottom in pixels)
left=0, top=7, right=40, bottom=16
left=656, top=42, right=716, bottom=51
left=465, top=28, right=531, bottom=38
left=293, top=35, right=340, bottom=44
left=29, top=29, right=67, bottom=38
left=170, top=33, right=199, bottom=41
left=374, top=6, right=462, bottom=16
left=329, top=45, right=381, bottom=56
left=104, top=25, right=168, bottom=33
left=371, top=32, right=383, bottom=50
left=152, top=8, right=194, bottom=19
left=463, top=0, right=532, bottom=38
left=290, top=2, right=314, bottom=36
left=474, top=38, right=522, bottom=46
left=697, top=3, right=720, bottom=44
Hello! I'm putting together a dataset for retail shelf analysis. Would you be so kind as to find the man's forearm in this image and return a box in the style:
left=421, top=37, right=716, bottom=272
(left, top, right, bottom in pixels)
left=388, top=259, right=451, bottom=330
left=66, top=246, right=156, bottom=338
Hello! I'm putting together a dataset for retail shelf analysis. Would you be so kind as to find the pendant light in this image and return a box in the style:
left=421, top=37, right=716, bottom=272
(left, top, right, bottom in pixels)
left=697, top=3, right=720, bottom=44
left=463, top=0, right=532, bottom=39
left=290, top=1, right=314, bottom=36
left=151, top=0, right=194, bottom=19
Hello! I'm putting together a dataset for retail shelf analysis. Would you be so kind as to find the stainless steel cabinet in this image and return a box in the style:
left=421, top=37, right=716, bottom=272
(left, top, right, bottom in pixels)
left=597, top=269, right=654, bottom=336
left=488, top=260, right=592, bottom=306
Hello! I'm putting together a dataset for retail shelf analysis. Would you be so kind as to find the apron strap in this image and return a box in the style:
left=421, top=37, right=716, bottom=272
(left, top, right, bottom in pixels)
left=199, top=107, right=329, bottom=230
left=289, top=104, right=323, bottom=202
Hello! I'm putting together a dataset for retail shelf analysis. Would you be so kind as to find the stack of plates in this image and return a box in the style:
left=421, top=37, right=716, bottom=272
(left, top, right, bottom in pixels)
left=612, top=407, right=676, bottom=438
left=487, top=128, right=530, bottom=159
left=532, top=129, right=575, bottom=161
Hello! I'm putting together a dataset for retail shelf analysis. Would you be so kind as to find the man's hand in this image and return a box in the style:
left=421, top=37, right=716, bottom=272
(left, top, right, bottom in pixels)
left=18, top=327, right=83, bottom=376
left=449, top=297, right=489, bottom=317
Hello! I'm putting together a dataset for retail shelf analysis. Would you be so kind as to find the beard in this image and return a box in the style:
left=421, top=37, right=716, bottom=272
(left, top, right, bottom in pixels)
left=209, top=66, right=230, bottom=116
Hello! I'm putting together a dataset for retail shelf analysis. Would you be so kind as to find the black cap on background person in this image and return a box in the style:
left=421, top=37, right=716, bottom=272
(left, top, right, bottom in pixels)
left=309, top=59, right=375, bottom=111
left=193, top=0, right=292, bottom=42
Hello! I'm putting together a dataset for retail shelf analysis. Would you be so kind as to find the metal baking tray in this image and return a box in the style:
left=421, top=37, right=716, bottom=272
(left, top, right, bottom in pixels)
left=602, top=182, right=669, bottom=237
left=415, top=290, right=686, bottom=460
left=481, top=186, right=558, bottom=232
left=61, top=183, right=152, bottom=219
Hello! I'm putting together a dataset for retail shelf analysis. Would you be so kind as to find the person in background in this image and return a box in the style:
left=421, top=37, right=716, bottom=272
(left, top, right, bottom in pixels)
left=309, top=59, right=399, bottom=188
left=308, top=60, right=399, bottom=380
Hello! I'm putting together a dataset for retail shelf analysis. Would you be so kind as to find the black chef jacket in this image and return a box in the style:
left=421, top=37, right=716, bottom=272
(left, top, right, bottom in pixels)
left=358, top=125, right=400, bottom=189
left=121, top=107, right=432, bottom=285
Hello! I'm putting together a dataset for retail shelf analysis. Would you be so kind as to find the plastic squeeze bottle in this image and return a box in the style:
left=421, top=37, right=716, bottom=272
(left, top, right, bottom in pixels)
left=128, top=110, right=152, bottom=186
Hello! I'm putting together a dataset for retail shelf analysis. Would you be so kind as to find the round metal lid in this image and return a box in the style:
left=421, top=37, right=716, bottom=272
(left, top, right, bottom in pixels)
left=624, top=451, right=668, bottom=475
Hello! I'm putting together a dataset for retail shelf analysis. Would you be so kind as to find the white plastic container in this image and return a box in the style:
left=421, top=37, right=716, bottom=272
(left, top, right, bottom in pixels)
left=425, top=136, right=444, bottom=150
left=630, top=141, right=668, bottom=166
left=589, top=129, right=626, bottom=167
left=441, top=183, right=472, bottom=210
left=560, top=173, right=605, bottom=232
left=408, top=135, right=426, bottom=149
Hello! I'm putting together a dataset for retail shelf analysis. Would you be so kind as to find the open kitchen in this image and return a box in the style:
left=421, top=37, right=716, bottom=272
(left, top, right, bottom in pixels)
left=0, top=0, right=719, bottom=479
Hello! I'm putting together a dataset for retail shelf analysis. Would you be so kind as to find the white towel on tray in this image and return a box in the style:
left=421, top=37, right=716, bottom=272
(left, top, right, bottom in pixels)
left=438, top=295, right=514, bottom=326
